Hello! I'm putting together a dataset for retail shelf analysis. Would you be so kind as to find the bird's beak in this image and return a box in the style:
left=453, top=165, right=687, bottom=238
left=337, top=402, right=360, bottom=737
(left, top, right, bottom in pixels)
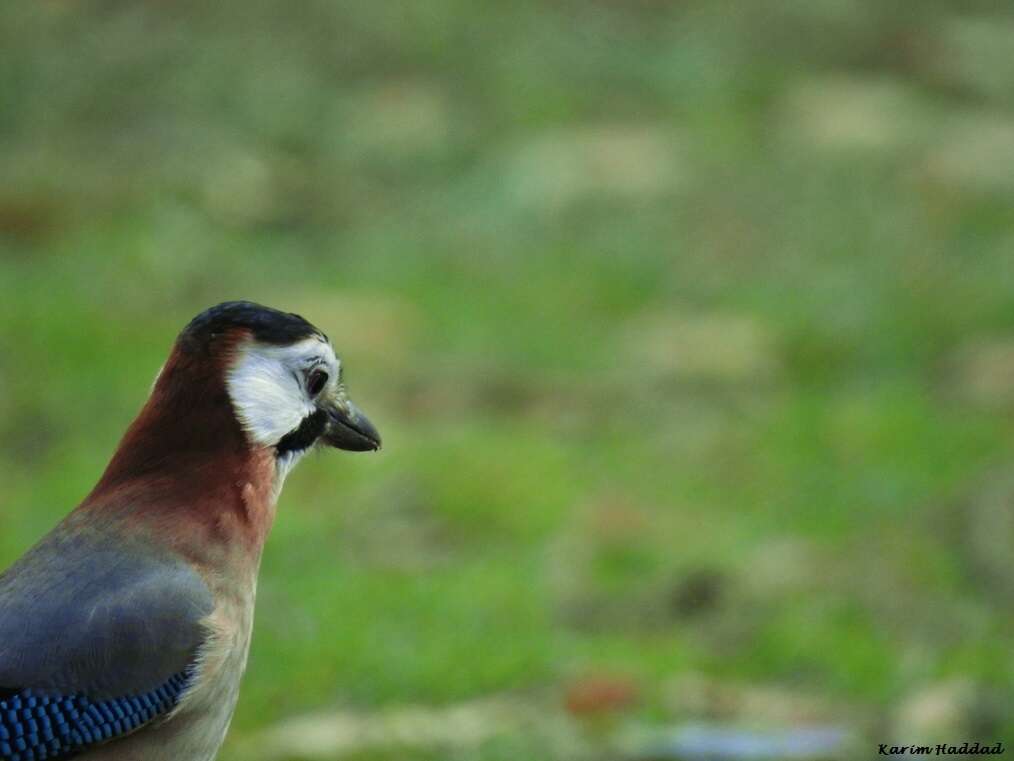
left=321, top=396, right=381, bottom=452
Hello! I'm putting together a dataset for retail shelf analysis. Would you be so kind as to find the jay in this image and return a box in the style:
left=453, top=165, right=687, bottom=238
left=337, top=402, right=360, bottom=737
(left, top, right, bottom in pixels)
left=0, top=302, right=381, bottom=761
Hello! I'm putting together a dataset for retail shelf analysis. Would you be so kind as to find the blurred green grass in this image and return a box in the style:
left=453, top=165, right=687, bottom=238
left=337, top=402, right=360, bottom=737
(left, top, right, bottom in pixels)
left=2, top=1, right=1014, bottom=757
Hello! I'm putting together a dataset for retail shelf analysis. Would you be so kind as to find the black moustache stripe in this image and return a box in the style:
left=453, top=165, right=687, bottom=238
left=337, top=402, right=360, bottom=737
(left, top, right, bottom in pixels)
left=276, top=409, right=328, bottom=455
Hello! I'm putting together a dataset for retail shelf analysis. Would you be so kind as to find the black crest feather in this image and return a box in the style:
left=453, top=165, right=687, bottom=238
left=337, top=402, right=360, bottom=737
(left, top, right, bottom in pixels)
left=179, top=301, right=323, bottom=353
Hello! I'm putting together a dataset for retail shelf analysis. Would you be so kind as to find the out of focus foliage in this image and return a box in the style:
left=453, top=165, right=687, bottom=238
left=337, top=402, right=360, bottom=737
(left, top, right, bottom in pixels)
left=1, top=1, right=1013, bottom=758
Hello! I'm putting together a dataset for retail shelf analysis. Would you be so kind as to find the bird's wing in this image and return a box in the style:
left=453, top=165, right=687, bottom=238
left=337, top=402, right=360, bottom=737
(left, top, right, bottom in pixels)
left=0, top=518, right=214, bottom=760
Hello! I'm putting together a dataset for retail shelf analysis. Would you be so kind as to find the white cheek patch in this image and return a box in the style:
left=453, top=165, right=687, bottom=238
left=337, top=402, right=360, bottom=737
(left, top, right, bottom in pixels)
left=225, top=337, right=330, bottom=448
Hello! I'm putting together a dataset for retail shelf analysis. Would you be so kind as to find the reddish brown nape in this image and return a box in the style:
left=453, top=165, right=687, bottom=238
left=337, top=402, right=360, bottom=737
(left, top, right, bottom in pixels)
left=79, top=328, right=277, bottom=567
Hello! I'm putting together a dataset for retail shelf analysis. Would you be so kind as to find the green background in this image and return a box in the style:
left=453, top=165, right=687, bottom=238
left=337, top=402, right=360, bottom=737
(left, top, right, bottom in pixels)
left=1, top=2, right=1012, bottom=758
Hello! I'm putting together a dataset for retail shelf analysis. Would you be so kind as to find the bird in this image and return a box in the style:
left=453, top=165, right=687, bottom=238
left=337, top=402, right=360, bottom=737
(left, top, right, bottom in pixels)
left=0, top=301, right=381, bottom=761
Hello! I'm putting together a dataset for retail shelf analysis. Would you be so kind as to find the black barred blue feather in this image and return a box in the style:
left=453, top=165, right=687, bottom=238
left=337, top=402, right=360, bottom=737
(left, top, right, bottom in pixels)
left=0, top=672, right=191, bottom=761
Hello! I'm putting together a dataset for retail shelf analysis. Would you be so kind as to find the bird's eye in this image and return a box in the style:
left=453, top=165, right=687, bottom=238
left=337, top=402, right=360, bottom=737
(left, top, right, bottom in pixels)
left=306, top=369, right=329, bottom=397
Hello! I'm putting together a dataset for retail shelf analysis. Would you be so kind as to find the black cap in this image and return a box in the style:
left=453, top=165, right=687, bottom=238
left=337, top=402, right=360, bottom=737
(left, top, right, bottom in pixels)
left=179, top=301, right=323, bottom=353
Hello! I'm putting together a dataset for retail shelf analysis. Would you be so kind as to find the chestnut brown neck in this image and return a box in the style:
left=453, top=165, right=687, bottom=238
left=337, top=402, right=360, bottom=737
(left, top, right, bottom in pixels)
left=82, top=335, right=278, bottom=561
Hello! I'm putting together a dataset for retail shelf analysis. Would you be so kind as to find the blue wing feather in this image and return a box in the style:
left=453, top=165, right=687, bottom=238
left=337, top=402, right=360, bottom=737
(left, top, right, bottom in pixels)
left=0, top=672, right=191, bottom=761
left=0, top=512, right=214, bottom=759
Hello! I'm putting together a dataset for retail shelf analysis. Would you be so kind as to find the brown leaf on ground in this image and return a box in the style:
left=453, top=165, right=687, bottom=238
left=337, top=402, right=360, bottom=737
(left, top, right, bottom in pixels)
left=564, top=674, right=639, bottom=717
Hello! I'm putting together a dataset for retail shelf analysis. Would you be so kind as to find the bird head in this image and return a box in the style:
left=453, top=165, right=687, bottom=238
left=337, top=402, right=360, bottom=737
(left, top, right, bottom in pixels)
left=200, top=302, right=381, bottom=456
left=94, top=301, right=380, bottom=499
left=188, top=300, right=380, bottom=454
